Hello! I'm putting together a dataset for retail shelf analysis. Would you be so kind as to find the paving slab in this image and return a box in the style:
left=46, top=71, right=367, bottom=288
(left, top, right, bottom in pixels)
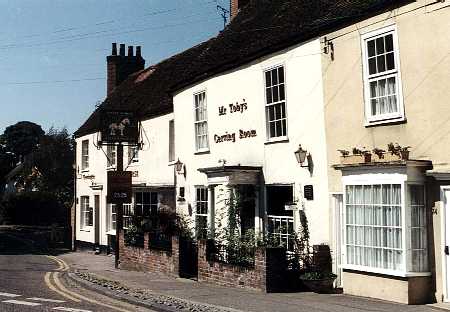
left=59, top=251, right=443, bottom=312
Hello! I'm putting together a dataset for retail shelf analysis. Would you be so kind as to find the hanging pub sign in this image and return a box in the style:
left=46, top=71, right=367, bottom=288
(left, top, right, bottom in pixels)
left=107, top=171, right=132, bottom=204
left=100, top=110, right=139, bottom=144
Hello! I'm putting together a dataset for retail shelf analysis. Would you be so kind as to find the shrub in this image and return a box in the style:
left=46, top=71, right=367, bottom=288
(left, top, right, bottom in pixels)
left=1, top=191, right=67, bottom=226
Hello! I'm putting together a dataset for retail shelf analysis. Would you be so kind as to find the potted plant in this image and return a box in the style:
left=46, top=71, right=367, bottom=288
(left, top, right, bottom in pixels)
left=300, top=271, right=337, bottom=293
left=387, top=143, right=410, bottom=161
left=339, top=148, right=371, bottom=164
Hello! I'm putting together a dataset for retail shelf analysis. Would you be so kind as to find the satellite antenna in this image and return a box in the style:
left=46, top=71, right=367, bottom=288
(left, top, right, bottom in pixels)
left=217, top=4, right=229, bottom=29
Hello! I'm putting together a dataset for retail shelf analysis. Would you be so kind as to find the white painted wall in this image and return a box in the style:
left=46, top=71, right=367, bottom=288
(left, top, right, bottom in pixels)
left=173, top=39, right=331, bottom=245
left=75, top=113, right=175, bottom=246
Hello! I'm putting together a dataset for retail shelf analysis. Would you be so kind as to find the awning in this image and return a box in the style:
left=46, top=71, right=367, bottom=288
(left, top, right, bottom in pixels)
left=198, top=166, right=262, bottom=185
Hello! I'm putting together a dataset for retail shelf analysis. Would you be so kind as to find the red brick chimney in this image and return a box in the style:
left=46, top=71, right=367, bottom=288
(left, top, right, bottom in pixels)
left=106, top=43, right=145, bottom=96
left=230, top=0, right=250, bottom=20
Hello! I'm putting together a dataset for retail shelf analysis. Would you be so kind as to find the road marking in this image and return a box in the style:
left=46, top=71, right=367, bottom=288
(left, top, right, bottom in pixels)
left=47, top=256, right=69, bottom=271
left=0, top=292, right=21, bottom=298
left=52, top=272, right=132, bottom=312
left=53, top=307, right=93, bottom=312
left=45, top=272, right=81, bottom=303
left=2, top=299, right=41, bottom=306
left=27, top=297, right=66, bottom=303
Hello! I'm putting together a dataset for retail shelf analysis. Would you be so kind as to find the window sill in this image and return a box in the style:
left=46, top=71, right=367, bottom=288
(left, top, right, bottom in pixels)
left=264, top=137, right=289, bottom=145
left=106, top=166, right=116, bottom=171
left=81, top=169, right=90, bottom=173
left=341, top=264, right=430, bottom=278
left=106, top=230, right=116, bottom=235
left=194, top=149, right=210, bottom=155
left=80, top=228, right=92, bottom=232
left=365, top=116, right=406, bottom=128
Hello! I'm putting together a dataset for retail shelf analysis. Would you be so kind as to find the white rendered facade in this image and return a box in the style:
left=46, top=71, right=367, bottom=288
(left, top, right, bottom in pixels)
left=75, top=113, right=175, bottom=249
left=173, top=39, right=331, bottom=246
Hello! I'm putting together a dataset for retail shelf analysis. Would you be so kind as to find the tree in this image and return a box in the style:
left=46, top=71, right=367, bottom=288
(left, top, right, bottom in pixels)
left=34, top=127, right=74, bottom=205
left=0, top=144, right=15, bottom=196
left=2, top=121, right=44, bottom=162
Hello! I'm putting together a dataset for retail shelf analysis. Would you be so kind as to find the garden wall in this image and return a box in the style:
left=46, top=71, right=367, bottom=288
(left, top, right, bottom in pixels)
left=118, top=230, right=179, bottom=276
left=197, top=240, right=286, bottom=292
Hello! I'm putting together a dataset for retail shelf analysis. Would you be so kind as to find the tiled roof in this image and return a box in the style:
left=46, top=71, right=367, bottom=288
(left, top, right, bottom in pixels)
left=74, top=0, right=412, bottom=138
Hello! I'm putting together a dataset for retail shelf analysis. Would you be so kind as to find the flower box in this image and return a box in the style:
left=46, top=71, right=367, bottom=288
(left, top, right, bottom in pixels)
left=300, top=276, right=336, bottom=294
left=374, top=151, right=409, bottom=162
left=340, top=154, right=371, bottom=165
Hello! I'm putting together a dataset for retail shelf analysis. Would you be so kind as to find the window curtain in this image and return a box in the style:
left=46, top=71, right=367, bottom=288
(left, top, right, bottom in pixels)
left=346, top=184, right=402, bottom=271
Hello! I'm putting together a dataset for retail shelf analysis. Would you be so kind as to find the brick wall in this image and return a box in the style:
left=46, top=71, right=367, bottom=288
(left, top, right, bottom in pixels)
left=118, top=231, right=179, bottom=277
left=198, top=240, right=286, bottom=292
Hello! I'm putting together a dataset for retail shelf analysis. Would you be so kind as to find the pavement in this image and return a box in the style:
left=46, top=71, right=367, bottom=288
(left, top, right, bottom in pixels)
left=58, top=250, right=450, bottom=312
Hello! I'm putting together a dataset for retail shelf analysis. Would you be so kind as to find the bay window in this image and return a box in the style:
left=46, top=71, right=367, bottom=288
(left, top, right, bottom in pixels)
left=343, top=177, right=429, bottom=276
left=362, top=25, right=404, bottom=123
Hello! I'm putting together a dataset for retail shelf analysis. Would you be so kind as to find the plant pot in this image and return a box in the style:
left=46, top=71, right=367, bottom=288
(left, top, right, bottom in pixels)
left=340, top=154, right=371, bottom=165
left=400, top=150, right=410, bottom=160
left=374, top=151, right=409, bottom=162
left=300, top=277, right=335, bottom=294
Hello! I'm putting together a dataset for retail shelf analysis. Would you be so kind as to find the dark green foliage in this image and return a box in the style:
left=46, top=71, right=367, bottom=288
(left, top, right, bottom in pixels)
left=2, top=121, right=44, bottom=161
left=33, top=127, right=74, bottom=206
left=1, top=191, right=67, bottom=226
left=124, top=225, right=144, bottom=247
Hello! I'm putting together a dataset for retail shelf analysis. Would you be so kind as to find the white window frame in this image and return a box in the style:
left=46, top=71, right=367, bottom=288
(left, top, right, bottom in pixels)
left=193, top=91, right=209, bottom=153
left=80, top=196, right=92, bottom=229
left=81, top=140, right=89, bottom=171
left=128, top=145, right=139, bottom=164
left=361, top=25, right=405, bottom=125
left=264, top=64, right=288, bottom=141
left=195, top=186, right=208, bottom=239
left=106, top=203, right=116, bottom=234
left=341, top=173, right=430, bottom=277
left=106, top=145, right=116, bottom=168
left=168, top=119, right=175, bottom=162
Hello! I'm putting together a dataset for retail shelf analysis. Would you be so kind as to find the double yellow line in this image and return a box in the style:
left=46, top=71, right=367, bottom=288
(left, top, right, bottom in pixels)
left=45, top=256, right=131, bottom=312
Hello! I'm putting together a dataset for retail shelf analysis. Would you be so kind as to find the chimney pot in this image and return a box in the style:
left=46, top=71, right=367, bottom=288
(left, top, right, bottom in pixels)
left=136, top=46, right=142, bottom=58
left=112, top=43, right=117, bottom=56
left=119, top=44, right=125, bottom=56
left=128, top=46, right=134, bottom=56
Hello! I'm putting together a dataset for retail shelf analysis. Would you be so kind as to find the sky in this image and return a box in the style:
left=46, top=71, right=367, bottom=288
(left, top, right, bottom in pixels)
left=0, top=0, right=227, bottom=135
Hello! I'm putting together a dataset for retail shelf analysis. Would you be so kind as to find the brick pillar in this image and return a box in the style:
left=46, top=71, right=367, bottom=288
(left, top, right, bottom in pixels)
left=197, top=240, right=207, bottom=282
left=172, top=236, right=180, bottom=276
left=254, top=248, right=266, bottom=291
left=230, top=0, right=250, bottom=20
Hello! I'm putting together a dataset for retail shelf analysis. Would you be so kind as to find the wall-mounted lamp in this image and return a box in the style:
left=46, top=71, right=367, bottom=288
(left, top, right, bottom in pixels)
left=294, top=145, right=308, bottom=167
left=294, top=145, right=314, bottom=175
left=174, top=158, right=184, bottom=174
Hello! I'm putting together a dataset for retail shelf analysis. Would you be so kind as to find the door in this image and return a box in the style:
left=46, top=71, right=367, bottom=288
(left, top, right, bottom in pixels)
left=179, top=236, right=198, bottom=279
left=444, top=189, right=450, bottom=300
left=94, top=195, right=100, bottom=246
left=332, top=193, right=344, bottom=288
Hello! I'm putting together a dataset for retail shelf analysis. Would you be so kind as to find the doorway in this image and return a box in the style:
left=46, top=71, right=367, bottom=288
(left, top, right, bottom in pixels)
left=443, top=188, right=450, bottom=301
left=94, top=194, right=100, bottom=247
left=332, top=193, right=344, bottom=288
